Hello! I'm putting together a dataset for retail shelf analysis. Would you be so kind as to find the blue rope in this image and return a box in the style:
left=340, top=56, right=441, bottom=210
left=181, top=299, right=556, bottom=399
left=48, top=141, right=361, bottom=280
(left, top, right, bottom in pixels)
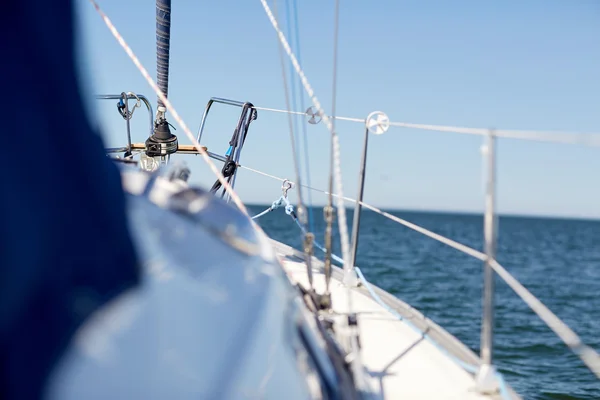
left=251, top=195, right=295, bottom=220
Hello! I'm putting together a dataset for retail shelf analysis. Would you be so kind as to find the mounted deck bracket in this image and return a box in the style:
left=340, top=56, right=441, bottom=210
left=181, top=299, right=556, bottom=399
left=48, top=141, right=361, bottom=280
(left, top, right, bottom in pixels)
left=347, top=111, right=390, bottom=287
left=475, top=364, right=500, bottom=394
left=477, top=130, right=499, bottom=395
left=146, top=106, right=178, bottom=157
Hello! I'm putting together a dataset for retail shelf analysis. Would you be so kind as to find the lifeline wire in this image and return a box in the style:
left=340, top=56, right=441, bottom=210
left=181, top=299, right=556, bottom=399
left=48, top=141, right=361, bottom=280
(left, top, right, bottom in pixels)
left=248, top=105, right=600, bottom=147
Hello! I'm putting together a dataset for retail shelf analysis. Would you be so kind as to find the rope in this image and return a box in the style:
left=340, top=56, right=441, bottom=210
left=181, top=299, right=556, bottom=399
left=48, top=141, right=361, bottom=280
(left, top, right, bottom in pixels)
left=251, top=105, right=365, bottom=122
left=251, top=207, right=273, bottom=220
left=247, top=105, right=600, bottom=147
left=330, top=0, right=340, bottom=127
left=251, top=106, right=305, bottom=116
left=251, top=194, right=295, bottom=220
left=238, top=164, right=289, bottom=182
left=88, top=0, right=249, bottom=216
left=260, top=0, right=353, bottom=281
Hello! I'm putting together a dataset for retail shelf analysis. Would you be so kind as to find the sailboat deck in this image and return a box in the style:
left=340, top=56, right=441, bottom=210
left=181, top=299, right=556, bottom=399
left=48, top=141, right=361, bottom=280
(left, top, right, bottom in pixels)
left=272, top=241, right=515, bottom=400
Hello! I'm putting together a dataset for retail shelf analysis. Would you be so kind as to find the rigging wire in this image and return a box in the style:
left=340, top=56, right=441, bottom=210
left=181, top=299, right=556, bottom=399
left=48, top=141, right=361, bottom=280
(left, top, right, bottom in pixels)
left=284, top=0, right=313, bottom=233
left=284, top=0, right=301, bottom=189
left=323, top=0, right=341, bottom=287
left=259, top=0, right=354, bottom=286
left=272, top=0, right=316, bottom=290
left=273, top=0, right=306, bottom=223
left=289, top=0, right=315, bottom=234
left=322, top=0, right=343, bottom=295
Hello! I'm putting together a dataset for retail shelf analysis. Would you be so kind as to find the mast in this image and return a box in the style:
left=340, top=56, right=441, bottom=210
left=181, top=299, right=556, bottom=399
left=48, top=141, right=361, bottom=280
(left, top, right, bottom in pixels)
left=145, top=0, right=178, bottom=159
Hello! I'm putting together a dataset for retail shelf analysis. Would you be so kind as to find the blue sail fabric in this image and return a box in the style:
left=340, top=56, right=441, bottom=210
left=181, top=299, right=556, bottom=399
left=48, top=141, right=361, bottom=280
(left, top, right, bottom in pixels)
left=0, top=0, right=140, bottom=398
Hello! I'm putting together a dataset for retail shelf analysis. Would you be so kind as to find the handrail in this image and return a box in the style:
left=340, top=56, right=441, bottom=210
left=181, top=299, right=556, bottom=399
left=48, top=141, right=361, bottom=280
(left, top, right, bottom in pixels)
left=196, top=97, right=250, bottom=143
left=196, top=97, right=257, bottom=202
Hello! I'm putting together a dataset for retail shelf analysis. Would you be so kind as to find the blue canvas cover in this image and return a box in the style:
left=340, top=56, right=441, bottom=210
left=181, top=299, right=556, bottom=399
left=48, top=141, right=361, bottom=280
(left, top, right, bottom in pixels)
left=0, top=0, right=140, bottom=398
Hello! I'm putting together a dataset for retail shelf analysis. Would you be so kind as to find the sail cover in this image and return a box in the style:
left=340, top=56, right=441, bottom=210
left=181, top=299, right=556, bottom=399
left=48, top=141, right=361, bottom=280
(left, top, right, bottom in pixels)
left=0, top=0, right=139, bottom=398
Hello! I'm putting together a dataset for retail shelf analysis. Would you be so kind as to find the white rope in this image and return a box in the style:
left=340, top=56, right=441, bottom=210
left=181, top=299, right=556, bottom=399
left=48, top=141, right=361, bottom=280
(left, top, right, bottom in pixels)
left=252, top=193, right=295, bottom=220
left=238, top=164, right=288, bottom=182
left=250, top=105, right=600, bottom=147
left=251, top=105, right=367, bottom=123
left=335, top=116, right=365, bottom=123
left=390, top=121, right=600, bottom=146
left=389, top=121, right=488, bottom=136
left=252, top=106, right=305, bottom=116
left=493, top=129, right=600, bottom=146
left=251, top=207, right=273, bottom=220
left=88, top=0, right=249, bottom=216
left=259, top=0, right=353, bottom=279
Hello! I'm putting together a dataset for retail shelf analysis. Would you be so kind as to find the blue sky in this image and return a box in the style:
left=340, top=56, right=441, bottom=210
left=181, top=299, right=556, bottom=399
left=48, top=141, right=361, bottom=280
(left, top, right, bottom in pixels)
left=75, top=0, right=600, bottom=219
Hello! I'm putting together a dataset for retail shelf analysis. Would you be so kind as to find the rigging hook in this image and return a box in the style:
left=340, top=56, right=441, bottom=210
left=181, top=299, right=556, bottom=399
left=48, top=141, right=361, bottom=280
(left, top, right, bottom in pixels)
left=117, top=92, right=142, bottom=120
left=281, top=179, right=294, bottom=198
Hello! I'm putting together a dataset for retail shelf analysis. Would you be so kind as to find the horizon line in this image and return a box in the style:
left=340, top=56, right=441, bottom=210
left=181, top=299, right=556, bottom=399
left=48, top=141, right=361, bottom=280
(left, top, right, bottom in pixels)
left=244, top=202, right=600, bottom=222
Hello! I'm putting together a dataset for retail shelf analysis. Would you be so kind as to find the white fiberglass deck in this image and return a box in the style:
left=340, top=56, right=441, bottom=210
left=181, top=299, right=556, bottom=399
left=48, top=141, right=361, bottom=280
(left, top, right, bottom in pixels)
left=272, top=241, right=516, bottom=400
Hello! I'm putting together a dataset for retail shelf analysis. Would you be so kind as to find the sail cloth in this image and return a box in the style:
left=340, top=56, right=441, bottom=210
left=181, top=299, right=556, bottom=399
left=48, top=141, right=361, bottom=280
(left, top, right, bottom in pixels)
left=0, top=0, right=139, bottom=398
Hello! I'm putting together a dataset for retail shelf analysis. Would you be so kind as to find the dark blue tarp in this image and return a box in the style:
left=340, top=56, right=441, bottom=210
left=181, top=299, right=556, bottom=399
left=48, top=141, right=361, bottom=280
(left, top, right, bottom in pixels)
left=0, top=0, right=139, bottom=398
